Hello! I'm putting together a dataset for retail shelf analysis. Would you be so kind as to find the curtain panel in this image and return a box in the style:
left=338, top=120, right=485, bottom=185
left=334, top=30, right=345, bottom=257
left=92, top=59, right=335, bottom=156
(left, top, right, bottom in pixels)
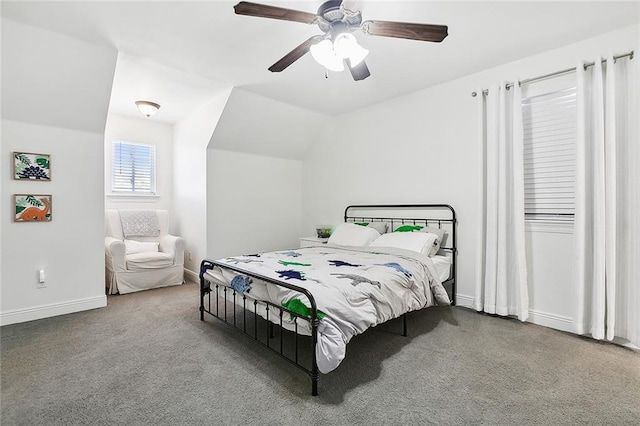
left=574, top=55, right=639, bottom=346
left=475, top=83, right=529, bottom=321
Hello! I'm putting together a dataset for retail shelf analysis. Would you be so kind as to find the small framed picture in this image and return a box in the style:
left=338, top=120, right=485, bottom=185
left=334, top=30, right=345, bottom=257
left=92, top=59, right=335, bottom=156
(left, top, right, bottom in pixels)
left=14, top=194, right=52, bottom=222
left=13, top=152, right=51, bottom=181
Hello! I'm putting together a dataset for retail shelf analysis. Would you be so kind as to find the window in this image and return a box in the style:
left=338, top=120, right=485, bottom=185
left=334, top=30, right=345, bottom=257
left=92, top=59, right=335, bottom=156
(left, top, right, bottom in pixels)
left=111, top=141, right=156, bottom=194
left=522, top=87, right=576, bottom=222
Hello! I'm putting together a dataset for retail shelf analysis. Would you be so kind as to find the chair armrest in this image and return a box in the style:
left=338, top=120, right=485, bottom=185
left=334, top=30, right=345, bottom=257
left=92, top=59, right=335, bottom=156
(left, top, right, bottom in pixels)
left=160, top=234, right=185, bottom=266
left=105, top=237, right=126, bottom=271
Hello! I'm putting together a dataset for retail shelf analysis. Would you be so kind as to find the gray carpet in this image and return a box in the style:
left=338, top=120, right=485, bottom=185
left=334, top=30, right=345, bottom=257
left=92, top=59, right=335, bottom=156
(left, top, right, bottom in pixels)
left=1, top=282, right=638, bottom=425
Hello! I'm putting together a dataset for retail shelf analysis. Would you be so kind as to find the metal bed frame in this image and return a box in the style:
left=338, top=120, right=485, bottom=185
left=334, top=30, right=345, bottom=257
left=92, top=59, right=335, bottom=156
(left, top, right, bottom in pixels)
left=199, top=204, right=457, bottom=396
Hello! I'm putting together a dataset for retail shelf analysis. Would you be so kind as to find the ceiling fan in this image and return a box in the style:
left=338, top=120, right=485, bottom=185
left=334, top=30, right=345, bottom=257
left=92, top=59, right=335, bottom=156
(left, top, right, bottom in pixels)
left=234, top=0, right=448, bottom=81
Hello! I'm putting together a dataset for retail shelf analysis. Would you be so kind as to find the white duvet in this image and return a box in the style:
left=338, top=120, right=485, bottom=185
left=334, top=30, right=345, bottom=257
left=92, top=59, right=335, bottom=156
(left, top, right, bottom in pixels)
left=204, top=245, right=450, bottom=373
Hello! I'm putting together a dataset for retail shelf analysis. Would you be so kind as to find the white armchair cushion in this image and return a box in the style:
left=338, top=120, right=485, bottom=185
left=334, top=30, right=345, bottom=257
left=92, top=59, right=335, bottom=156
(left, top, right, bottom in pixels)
left=126, top=252, right=174, bottom=270
left=124, top=240, right=159, bottom=255
left=159, top=234, right=185, bottom=259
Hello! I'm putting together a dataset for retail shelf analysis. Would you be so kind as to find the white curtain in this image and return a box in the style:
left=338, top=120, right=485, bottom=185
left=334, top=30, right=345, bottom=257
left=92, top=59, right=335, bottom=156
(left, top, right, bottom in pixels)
left=574, top=55, right=639, bottom=346
left=475, top=83, right=529, bottom=321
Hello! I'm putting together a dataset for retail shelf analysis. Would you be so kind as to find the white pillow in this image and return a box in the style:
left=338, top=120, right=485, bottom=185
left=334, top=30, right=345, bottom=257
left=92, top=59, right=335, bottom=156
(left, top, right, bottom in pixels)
left=327, top=223, right=381, bottom=246
left=353, top=221, right=390, bottom=234
left=393, top=224, right=447, bottom=256
left=124, top=240, right=159, bottom=255
left=370, top=232, right=438, bottom=255
left=422, top=226, right=447, bottom=255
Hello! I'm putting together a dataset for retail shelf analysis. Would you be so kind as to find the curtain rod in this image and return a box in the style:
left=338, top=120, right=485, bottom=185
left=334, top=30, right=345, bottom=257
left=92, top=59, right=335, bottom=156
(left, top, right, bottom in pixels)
left=471, top=50, right=634, bottom=97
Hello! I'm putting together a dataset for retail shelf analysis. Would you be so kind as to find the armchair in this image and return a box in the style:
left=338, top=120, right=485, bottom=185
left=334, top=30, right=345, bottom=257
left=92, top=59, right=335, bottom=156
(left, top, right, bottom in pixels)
left=105, top=209, right=185, bottom=294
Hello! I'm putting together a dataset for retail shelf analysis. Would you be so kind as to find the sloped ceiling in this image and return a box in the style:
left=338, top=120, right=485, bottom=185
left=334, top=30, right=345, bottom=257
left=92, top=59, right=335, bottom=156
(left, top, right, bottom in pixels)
left=1, top=19, right=117, bottom=133
left=108, top=52, right=231, bottom=124
left=2, top=1, right=638, bottom=119
left=210, top=88, right=328, bottom=160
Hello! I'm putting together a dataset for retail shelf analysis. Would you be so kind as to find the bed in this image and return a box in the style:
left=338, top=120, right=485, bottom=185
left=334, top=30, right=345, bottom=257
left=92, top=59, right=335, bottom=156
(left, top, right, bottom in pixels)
left=199, top=204, right=457, bottom=395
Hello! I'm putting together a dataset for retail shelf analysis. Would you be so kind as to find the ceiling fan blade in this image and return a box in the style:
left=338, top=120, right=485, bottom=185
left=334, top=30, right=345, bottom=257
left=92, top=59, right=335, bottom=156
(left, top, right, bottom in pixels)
left=234, top=1, right=317, bottom=24
left=268, top=36, right=323, bottom=73
left=362, top=20, right=448, bottom=42
left=347, top=59, right=371, bottom=81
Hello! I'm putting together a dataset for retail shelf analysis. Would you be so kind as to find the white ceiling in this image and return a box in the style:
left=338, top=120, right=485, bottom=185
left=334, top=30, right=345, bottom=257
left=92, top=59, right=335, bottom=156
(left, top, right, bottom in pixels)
left=2, top=1, right=638, bottom=123
left=108, top=53, right=230, bottom=123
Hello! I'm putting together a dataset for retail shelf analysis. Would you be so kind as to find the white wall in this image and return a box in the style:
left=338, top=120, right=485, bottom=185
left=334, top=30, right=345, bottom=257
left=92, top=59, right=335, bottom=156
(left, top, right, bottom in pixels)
left=302, top=25, right=639, bottom=332
left=173, top=87, right=324, bottom=278
left=524, top=229, right=575, bottom=331
left=205, top=89, right=329, bottom=262
left=173, top=90, right=232, bottom=277
left=207, top=149, right=302, bottom=259
left=1, top=19, right=117, bottom=325
left=104, top=114, right=174, bottom=211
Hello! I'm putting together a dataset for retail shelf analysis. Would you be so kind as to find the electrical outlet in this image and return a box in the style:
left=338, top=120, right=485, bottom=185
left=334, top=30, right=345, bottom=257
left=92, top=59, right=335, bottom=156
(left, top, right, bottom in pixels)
left=188, top=251, right=193, bottom=261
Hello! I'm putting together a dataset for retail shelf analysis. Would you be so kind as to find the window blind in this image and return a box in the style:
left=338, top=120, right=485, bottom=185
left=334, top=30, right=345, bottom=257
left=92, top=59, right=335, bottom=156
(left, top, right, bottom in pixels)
left=522, top=87, right=576, bottom=221
left=112, top=141, right=156, bottom=194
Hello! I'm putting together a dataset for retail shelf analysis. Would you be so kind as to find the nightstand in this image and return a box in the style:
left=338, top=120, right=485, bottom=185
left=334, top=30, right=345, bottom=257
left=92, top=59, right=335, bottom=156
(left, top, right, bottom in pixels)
left=299, top=237, right=329, bottom=248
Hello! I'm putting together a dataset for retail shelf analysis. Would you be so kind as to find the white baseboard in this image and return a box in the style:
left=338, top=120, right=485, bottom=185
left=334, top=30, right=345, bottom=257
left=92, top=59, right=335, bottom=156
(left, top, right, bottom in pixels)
left=527, top=309, right=574, bottom=333
left=184, top=268, right=199, bottom=283
left=0, top=295, right=107, bottom=326
left=453, top=294, right=574, bottom=333
left=454, top=293, right=475, bottom=309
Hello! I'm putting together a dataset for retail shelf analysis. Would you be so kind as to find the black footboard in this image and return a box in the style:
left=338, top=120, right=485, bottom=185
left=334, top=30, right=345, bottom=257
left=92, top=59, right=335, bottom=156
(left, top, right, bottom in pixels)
left=200, top=260, right=320, bottom=396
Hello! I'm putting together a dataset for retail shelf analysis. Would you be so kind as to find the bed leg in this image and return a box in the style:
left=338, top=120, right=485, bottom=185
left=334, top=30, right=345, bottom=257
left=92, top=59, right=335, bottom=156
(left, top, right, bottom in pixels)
left=199, top=277, right=205, bottom=321
left=402, top=314, right=407, bottom=337
left=311, top=318, right=319, bottom=396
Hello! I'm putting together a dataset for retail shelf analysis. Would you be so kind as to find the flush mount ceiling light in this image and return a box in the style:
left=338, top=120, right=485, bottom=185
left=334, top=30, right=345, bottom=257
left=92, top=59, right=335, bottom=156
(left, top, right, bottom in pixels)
left=135, top=100, right=161, bottom=118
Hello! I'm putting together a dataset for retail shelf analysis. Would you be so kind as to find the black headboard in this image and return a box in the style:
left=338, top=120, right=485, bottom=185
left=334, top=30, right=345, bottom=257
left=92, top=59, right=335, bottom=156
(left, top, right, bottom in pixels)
left=344, top=204, right=457, bottom=305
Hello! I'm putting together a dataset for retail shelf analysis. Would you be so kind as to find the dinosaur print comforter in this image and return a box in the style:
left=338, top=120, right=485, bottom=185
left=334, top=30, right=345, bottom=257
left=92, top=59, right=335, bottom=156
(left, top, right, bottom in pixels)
left=204, top=245, right=450, bottom=374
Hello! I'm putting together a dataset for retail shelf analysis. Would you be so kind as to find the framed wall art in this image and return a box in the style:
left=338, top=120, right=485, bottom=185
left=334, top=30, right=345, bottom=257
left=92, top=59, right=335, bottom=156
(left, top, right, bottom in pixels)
left=13, top=152, right=51, bottom=181
left=14, top=194, right=52, bottom=222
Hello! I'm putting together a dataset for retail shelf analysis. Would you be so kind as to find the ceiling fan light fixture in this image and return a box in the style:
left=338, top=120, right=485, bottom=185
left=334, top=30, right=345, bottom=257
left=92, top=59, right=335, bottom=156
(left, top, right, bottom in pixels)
left=347, top=43, right=368, bottom=67
left=310, top=39, right=344, bottom=72
left=135, top=100, right=161, bottom=118
left=332, top=33, right=356, bottom=58
left=333, top=32, right=368, bottom=66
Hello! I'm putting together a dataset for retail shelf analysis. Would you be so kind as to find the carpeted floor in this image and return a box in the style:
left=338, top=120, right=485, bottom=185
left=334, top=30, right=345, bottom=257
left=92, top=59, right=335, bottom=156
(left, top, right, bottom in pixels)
left=1, top=282, right=639, bottom=425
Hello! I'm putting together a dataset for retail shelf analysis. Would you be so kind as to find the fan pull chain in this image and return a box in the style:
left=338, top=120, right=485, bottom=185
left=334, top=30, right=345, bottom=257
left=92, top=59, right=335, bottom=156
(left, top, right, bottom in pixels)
left=325, top=70, right=329, bottom=79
